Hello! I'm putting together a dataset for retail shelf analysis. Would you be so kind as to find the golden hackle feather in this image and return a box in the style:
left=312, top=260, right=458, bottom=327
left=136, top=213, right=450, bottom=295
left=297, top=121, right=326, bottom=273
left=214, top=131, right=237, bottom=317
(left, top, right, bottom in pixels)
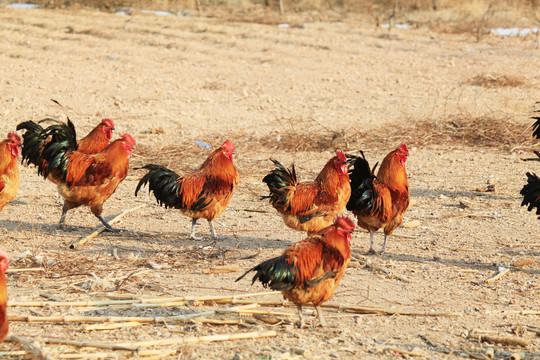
left=77, top=119, right=114, bottom=154
left=0, top=134, right=20, bottom=212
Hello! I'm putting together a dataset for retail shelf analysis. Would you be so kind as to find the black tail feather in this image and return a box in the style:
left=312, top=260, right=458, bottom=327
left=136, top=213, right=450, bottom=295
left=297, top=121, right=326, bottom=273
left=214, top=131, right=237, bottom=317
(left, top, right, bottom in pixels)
left=262, top=159, right=297, bottom=206
left=521, top=172, right=540, bottom=218
left=135, top=164, right=184, bottom=209
left=236, top=256, right=296, bottom=291
left=16, top=120, right=48, bottom=168
left=532, top=116, right=540, bottom=139
left=17, top=118, right=78, bottom=180
left=39, top=119, right=78, bottom=180
left=346, top=152, right=377, bottom=212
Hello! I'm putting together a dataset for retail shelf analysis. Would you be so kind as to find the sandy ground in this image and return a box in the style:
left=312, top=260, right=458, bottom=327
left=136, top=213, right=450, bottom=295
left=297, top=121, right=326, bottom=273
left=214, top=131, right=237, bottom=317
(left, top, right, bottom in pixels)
left=0, top=5, right=539, bottom=359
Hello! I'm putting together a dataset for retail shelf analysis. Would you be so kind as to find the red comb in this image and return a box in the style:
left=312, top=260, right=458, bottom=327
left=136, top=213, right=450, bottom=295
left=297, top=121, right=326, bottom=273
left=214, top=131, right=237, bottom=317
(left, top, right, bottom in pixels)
left=101, top=118, right=115, bottom=128
left=335, top=216, right=355, bottom=231
left=8, top=132, right=21, bottom=142
left=398, top=143, right=408, bottom=153
left=336, top=149, right=346, bottom=162
left=121, top=133, right=136, bottom=146
left=221, top=140, right=235, bottom=152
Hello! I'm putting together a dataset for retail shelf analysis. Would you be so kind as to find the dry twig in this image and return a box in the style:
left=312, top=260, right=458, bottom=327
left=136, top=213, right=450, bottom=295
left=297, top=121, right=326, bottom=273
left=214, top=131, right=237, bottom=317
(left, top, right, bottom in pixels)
left=69, top=204, right=146, bottom=249
left=483, top=267, right=510, bottom=284
left=5, top=335, right=52, bottom=360
left=121, top=330, right=277, bottom=347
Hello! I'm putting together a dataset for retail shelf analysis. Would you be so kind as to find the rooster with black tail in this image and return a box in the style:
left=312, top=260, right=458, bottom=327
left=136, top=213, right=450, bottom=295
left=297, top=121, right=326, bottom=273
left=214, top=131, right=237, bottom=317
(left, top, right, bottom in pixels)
left=236, top=216, right=354, bottom=328
left=135, top=140, right=239, bottom=240
left=347, top=144, right=409, bottom=254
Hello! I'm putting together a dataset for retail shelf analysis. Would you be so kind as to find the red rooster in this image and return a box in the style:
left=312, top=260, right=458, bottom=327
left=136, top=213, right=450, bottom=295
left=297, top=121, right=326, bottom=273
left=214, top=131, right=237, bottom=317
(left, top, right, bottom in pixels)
left=0, top=133, right=21, bottom=213
left=236, top=216, right=354, bottom=328
left=0, top=250, right=9, bottom=343
left=135, top=140, right=239, bottom=239
left=262, top=150, right=350, bottom=236
left=346, top=144, right=409, bottom=254
left=36, top=120, right=135, bottom=230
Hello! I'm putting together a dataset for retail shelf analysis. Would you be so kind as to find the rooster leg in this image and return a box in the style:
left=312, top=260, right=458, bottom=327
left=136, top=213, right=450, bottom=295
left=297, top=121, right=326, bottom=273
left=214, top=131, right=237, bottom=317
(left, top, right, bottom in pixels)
left=314, top=306, right=326, bottom=327
left=189, top=218, right=202, bottom=240
left=58, top=203, right=69, bottom=230
left=367, top=231, right=377, bottom=254
left=96, top=215, right=123, bottom=233
left=208, top=220, right=226, bottom=240
left=295, top=304, right=306, bottom=329
left=378, top=234, right=388, bottom=254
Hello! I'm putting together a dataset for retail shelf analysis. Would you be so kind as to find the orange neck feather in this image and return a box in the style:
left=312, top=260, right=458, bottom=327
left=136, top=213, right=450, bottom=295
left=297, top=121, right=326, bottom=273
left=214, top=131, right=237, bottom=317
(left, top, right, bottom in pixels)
left=0, top=140, right=17, bottom=170
left=201, top=151, right=237, bottom=183
left=315, top=157, right=348, bottom=190
left=376, top=151, right=408, bottom=191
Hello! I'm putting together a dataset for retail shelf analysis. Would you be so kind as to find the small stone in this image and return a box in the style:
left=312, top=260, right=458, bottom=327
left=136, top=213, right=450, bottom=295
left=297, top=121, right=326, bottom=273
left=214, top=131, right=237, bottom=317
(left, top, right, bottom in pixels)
left=402, top=220, right=420, bottom=228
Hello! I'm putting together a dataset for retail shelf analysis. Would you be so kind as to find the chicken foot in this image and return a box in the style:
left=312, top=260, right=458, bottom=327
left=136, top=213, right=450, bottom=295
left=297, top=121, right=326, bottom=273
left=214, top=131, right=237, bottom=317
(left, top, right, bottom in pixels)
left=295, top=304, right=306, bottom=329
left=190, top=218, right=202, bottom=240
left=367, top=231, right=388, bottom=255
left=58, top=204, right=69, bottom=231
left=190, top=218, right=226, bottom=240
left=95, top=215, right=123, bottom=233
left=315, top=305, right=327, bottom=327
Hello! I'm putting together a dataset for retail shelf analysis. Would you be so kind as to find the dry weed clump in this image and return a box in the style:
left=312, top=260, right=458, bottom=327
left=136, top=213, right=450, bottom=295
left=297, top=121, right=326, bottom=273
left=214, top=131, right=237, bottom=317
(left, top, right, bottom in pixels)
left=466, top=74, right=526, bottom=88
left=405, top=116, right=534, bottom=150
left=247, top=115, right=535, bottom=153
left=133, top=116, right=535, bottom=166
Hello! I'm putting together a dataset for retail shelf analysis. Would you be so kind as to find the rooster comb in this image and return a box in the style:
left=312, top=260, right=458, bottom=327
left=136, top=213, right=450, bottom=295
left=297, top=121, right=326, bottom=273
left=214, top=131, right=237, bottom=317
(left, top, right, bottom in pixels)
left=334, top=216, right=355, bottom=232
left=121, top=133, right=136, bottom=146
left=397, top=143, right=409, bottom=154
left=336, top=149, right=346, bottom=162
left=221, top=140, right=235, bottom=153
left=8, top=132, right=21, bottom=142
left=101, top=118, right=115, bottom=128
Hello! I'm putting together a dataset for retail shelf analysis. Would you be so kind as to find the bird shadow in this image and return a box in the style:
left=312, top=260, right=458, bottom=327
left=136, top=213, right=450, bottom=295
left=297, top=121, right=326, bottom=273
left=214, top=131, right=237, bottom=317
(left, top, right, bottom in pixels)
left=127, top=230, right=295, bottom=251
left=370, top=252, right=540, bottom=276
left=411, top=188, right=518, bottom=202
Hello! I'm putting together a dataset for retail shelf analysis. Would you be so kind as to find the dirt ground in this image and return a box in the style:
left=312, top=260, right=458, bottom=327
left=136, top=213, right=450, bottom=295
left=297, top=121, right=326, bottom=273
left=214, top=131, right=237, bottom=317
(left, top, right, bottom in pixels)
left=0, top=5, right=539, bottom=359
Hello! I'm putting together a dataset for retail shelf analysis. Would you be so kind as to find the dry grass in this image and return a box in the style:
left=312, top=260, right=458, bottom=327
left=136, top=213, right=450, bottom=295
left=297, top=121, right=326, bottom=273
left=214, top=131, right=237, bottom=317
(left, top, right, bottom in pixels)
left=24, top=0, right=540, bottom=26
left=465, top=74, right=526, bottom=88
left=133, top=115, right=536, bottom=167
left=255, top=115, right=536, bottom=152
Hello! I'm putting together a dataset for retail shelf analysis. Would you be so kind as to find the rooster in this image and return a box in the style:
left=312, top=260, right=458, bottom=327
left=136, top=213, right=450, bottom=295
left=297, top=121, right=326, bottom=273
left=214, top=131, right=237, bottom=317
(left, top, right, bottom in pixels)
left=17, top=118, right=115, bottom=169
left=236, top=216, right=354, bottom=328
left=0, top=133, right=21, bottom=213
left=262, top=150, right=350, bottom=236
left=347, top=144, right=409, bottom=254
left=32, top=120, right=135, bottom=231
left=520, top=106, right=540, bottom=217
left=0, top=250, right=9, bottom=343
left=135, top=140, right=239, bottom=239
